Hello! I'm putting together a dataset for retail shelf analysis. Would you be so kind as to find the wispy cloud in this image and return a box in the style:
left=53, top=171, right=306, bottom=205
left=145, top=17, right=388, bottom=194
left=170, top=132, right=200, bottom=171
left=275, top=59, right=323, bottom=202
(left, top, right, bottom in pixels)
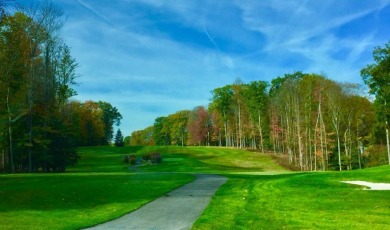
left=55, top=0, right=390, bottom=134
left=233, top=0, right=390, bottom=81
left=76, top=0, right=118, bottom=29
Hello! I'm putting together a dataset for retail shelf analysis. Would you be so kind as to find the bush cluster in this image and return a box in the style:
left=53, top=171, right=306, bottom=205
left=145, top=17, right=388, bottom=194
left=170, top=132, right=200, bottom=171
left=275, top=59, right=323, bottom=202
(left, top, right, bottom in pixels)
left=124, top=152, right=162, bottom=165
left=124, top=155, right=137, bottom=165
left=143, top=152, right=162, bottom=164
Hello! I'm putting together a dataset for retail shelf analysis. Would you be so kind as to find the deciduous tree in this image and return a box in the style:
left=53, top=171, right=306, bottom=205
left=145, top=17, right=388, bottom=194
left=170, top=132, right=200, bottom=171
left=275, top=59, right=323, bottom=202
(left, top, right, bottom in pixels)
left=361, top=40, right=390, bottom=164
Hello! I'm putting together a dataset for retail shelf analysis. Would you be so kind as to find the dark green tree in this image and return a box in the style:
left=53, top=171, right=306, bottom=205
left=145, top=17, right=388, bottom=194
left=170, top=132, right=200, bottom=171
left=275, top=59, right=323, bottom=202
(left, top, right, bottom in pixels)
left=209, top=85, right=233, bottom=146
left=98, top=101, right=122, bottom=145
left=153, top=116, right=171, bottom=145
left=124, top=136, right=130, bottom=146
left=361, top=40, right=390, bottom=164
left=244, top=80, right=269, bottom=152
left=114, top=129, right=124, bottom=147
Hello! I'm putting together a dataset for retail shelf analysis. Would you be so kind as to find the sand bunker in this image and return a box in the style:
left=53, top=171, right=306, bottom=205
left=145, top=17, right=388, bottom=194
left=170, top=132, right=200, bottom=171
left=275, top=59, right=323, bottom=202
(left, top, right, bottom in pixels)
left=341, top=181, right=390, bottom=190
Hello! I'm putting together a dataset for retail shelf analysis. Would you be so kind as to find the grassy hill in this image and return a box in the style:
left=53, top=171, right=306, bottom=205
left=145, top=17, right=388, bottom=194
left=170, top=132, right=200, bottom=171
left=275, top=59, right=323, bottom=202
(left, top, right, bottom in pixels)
left=1, top=146, right=389, bottom=229
left=69, top=146, right=288, bottom=174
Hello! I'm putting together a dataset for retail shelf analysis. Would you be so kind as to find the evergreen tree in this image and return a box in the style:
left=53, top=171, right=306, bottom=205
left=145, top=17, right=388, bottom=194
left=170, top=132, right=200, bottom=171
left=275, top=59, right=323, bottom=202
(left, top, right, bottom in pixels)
left=114, top=129, right=124, bottom=147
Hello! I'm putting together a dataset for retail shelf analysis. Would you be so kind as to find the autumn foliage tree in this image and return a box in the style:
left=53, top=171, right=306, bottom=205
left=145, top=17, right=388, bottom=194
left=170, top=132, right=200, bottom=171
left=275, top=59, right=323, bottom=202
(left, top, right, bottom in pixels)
left=132, top=71, right=379, bottom=171
left=128, top=40, right=390, bottom=171
left=187, top=106, right=211, bottom=146
left=0, top=2, right=122, bottom=172
left=0, top=2, right=79, bottom=172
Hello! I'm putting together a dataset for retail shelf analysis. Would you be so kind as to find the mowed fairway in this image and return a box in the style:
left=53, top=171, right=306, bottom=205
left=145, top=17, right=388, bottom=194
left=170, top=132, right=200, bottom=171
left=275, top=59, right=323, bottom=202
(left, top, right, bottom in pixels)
left=193, top=166, right=390, bottom=229
left=0, top=172, right=192, bottom=230
left=1, top=146, right=390, bottom=229
left=0, top=146, right=286, bottom=230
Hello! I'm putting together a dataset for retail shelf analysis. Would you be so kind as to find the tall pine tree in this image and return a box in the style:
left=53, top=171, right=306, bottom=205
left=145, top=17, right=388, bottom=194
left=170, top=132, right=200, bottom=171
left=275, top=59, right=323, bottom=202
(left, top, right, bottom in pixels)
left=114, top=129, right=124, bottom=147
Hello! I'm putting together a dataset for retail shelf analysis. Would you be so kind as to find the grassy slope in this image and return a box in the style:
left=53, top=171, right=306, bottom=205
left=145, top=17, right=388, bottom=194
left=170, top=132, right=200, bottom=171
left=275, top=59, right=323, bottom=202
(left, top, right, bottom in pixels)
left=193, top=165, right=390, bottom=230
left=0, top=145, right=285, bottom=230
left=68, top=146, right=288, bottom=174
left=135, top=146, right=288, bottom=174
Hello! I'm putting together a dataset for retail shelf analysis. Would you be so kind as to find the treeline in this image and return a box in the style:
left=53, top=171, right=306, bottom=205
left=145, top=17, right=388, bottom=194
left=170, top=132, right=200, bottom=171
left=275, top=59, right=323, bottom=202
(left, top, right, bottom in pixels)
left=65, top=100, right=122, bottom=147
left=0, top=2, right=122, bottom=172
left=131, top=66, right=390, bottom=170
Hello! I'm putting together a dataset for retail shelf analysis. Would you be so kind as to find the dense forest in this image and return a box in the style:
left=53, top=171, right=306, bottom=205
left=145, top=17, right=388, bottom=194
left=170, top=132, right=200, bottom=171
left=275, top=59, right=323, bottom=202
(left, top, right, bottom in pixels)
left=0, top=2, right=122, bottom=172
left=130, top=42, right=390, bottom=171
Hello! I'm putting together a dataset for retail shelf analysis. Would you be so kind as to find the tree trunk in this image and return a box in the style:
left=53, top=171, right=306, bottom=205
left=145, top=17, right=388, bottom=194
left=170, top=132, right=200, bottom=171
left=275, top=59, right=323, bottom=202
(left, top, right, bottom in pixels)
left=6, top=87, right=15, bottom=173
left=337, top=129, right=341, bottom=171
left=331, top=111, right=342, bottom=171
left=218, top=129, right=221, bottom=146
left=357, top=124, right=362, bottom=169
left=319, top=104, right=327, bottom=171
left=386, top=100, right=390, bottom=165
left=258, top=111, right=264, bottom=153
left=296, top=98, right=303, bottom=170
left=284, top=108, right=292, bottom=163
left=27, top=38, right=36, bottom=173
left=314, top=103, right=321, bottom=171
left=298, top=130, right=303, bottom=170
left=344, top=129, right=349, bottom=170
left=386, top=124, right=390, bottom=165
left=1, top=149, right=5, bottom=172
left=238, top=104, right=242, bottom=149
left=224, top=111, right=228, bottom=147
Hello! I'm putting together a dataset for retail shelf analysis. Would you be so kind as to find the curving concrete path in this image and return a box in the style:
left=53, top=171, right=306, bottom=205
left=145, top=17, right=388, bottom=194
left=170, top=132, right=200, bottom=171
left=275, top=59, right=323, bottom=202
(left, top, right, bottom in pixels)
left=85, top=174, right=227, bottom=230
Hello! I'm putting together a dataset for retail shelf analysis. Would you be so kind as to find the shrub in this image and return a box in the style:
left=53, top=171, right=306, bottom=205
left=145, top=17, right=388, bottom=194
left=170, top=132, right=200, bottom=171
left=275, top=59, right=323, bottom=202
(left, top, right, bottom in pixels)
left=124, top=155, right=137, bottom=165
left=150, top=152, right=162, bottom=164
left=123, top=155, right=129, bottom=164
left=269, top=153, right=300, bottom=171
left=129, top=155, right=136, bottom=165
left=143, top=153, right=151, bottom=161
left=364, top=145, right=388, bottom=167
left=141, top=152, right=162, bottom=164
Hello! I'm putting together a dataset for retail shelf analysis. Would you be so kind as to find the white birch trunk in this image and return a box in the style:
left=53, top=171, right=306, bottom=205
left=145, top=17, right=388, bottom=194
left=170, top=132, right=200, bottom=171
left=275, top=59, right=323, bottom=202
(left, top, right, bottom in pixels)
left=258, top=111, right=264, bottom=153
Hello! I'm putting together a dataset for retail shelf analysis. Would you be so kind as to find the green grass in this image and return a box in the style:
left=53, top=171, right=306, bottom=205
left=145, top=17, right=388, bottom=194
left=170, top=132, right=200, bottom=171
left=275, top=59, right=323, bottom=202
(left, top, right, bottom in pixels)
left=0, top=145, right=285, bottom=230
left=135, top=146, right=288, bottom=174
left=0, top=172, right=193, bottom=230
left=193, top=165, right=390, bottom=230
left=69, top=146, right=288, bottom=174
left=2, top=145, right=389, bottom=229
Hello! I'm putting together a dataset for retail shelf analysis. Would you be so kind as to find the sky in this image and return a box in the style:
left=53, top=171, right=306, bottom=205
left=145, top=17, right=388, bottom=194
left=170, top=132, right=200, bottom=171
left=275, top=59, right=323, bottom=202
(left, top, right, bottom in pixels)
left=17, top=0, right=390, bottom=136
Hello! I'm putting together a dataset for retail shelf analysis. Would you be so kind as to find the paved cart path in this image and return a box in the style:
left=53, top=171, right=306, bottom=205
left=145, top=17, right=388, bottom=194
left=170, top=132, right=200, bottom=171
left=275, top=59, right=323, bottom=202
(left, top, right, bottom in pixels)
left=85, top=174, right=227, bottom=230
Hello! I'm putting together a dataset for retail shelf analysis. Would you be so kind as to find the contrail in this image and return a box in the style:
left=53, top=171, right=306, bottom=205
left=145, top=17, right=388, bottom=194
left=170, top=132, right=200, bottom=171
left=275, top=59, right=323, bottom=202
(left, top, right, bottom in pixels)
left=203, top=26, right=220, bottom=51
left=77, top=0, right=117, bottom=29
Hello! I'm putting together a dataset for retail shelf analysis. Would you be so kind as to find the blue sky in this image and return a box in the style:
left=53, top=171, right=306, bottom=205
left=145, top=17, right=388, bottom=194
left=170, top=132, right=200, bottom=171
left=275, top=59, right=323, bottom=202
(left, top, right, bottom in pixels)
left=20, top=0, right=390, bottom=136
